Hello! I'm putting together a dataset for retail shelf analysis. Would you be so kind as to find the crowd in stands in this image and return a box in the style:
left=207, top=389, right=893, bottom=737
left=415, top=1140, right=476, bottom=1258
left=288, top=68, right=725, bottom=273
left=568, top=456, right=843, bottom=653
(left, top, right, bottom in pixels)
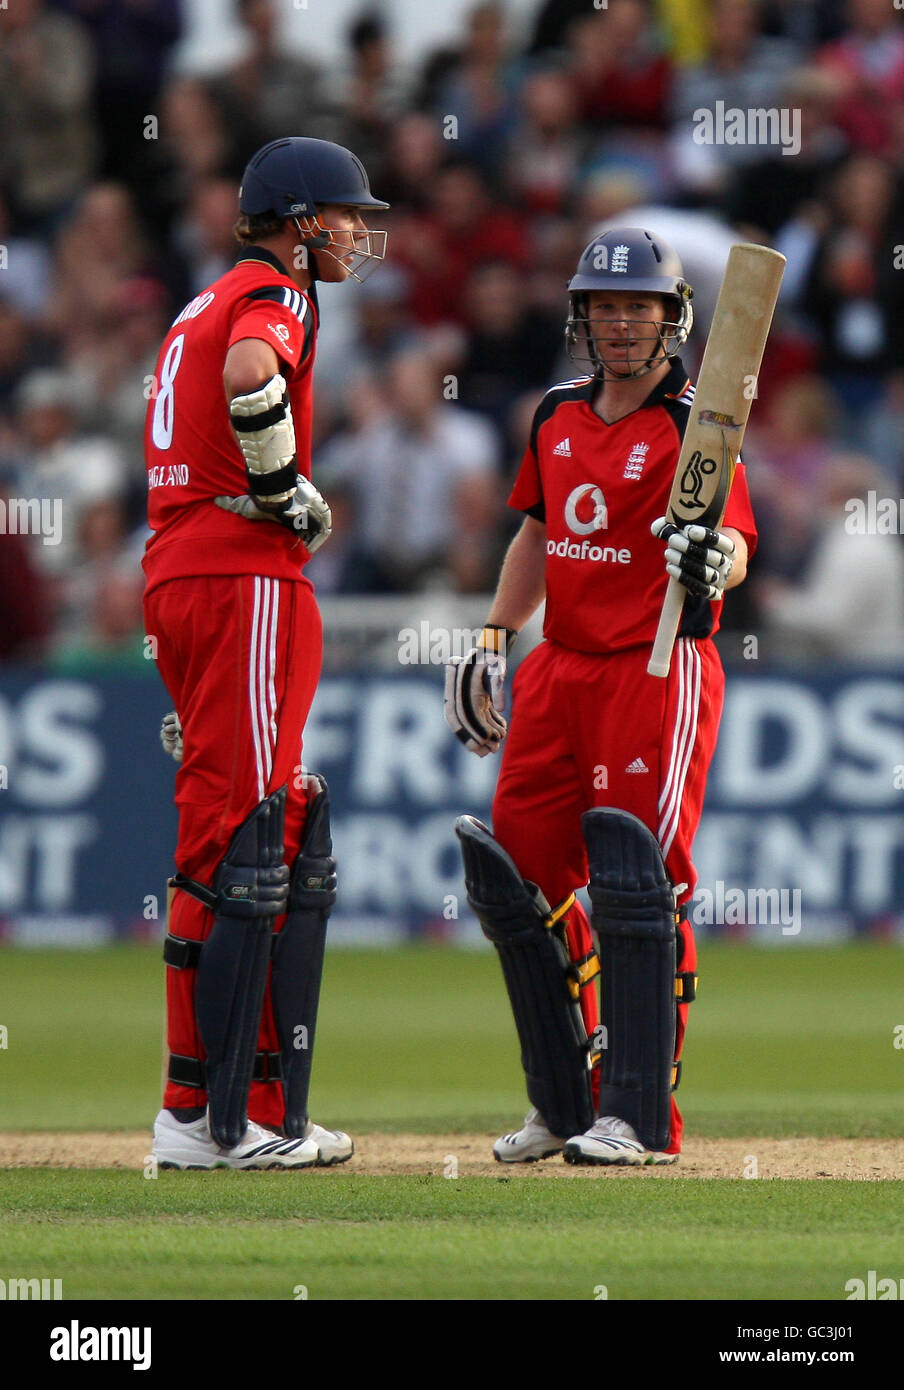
left=1, top=0, right=903, bottom=666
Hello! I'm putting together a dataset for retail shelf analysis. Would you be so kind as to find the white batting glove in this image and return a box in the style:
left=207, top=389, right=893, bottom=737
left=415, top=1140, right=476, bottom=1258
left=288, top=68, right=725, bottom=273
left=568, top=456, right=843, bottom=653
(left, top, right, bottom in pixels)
left=651, top=517, right=735, bottom=600
left=444, top=627, right=514, bottom=757
left=215, top=478, right=332, bottom=554
left=161, top=711, right=183, bottom=762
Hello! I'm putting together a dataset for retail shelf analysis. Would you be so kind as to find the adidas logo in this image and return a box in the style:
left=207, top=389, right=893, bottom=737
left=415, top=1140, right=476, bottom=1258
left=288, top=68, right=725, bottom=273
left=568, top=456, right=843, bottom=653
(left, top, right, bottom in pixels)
left=625, top=757, right=649, bottom=774
left=553, top=437, right=572, bottom=457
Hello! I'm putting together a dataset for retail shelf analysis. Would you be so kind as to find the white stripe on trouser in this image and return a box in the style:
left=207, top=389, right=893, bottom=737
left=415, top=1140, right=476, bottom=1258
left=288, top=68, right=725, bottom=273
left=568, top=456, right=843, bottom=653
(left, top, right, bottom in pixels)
left=248, top=578, right=280, bottom=801
left=657, top=639, right=701, bottom=859
left=257, top=579, right=272, bottom=785
left=249, top=578, right=265, bottom=800
left=267, top=581, right=279, bottom=754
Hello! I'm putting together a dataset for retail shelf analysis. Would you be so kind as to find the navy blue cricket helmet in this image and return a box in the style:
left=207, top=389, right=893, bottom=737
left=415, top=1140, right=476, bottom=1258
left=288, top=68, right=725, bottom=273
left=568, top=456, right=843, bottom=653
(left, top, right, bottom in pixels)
left=239, top=137, right=390, bottom=218
left=566, top=227, right=694, bottom=378
left=239, top=137, right=390, bottom=282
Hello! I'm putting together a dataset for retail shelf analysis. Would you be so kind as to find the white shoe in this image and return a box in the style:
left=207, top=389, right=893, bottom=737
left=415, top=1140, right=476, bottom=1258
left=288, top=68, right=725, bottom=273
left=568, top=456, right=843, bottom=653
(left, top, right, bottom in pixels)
left=152, top=1109, right=319, bottom=1170
left=304, top=1120, right=354, bottom=1166
left=493, top=1107, right=565, bottom=1163
left=563, top=1115, right=679, bottom=1167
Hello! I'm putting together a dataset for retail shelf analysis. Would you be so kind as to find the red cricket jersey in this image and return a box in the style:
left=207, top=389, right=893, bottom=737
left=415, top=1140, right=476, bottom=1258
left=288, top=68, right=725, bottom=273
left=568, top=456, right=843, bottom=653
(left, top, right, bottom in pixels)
left=508, top=357, right=758, bottom=654
left=143, top=247, right=319, bottom=596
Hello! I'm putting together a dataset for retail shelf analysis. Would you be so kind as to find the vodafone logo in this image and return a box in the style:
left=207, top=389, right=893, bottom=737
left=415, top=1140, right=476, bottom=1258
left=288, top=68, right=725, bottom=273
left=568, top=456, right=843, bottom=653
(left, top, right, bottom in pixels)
left=550, top=483, right=630, bottom=565
left=564, top=483, right=607, bottom=535
left=268, top=322, right=291, bottom=344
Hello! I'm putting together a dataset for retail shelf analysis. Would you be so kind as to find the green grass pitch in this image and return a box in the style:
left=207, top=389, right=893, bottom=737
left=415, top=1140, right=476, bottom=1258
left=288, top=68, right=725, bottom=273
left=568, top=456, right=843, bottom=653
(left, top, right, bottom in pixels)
left=1, top=942, right=903, bottom=1300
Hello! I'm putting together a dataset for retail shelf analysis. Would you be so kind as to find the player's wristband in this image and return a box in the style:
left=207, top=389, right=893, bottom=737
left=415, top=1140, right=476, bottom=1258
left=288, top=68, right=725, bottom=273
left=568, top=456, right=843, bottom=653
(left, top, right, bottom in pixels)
left=477, top=625, right=517, bottom=656
left=247, top=463, right=298, bottom=501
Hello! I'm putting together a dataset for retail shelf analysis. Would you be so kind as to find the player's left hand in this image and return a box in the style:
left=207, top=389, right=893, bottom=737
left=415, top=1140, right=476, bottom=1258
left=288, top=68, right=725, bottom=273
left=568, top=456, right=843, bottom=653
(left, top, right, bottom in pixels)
left=651, top=517, right=735, bottom=600
left=161, top=711, right=183, bottom=762
left=444, top=633, right=511, bottom=757
left=215, top=478, right=332, bottom=554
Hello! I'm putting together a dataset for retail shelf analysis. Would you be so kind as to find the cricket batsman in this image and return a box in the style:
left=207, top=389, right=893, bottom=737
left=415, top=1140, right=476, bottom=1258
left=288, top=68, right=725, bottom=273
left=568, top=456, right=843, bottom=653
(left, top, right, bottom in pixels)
left=445, top=229, right=757, bottom=1165
left=144, top=138, right=389, bottom=1169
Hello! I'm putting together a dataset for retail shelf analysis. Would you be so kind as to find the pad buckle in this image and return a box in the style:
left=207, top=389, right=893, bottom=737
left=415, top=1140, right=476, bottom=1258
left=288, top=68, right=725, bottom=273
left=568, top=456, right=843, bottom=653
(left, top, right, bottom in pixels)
left=675, top=971, right=697, bottom=1003
left=567, top=950, right=601, bottom=1000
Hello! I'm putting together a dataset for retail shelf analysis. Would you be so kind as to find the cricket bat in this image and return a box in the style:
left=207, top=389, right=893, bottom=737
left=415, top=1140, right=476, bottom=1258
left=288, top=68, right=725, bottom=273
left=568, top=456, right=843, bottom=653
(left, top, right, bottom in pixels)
left=647, top=243, right=785, bottom=678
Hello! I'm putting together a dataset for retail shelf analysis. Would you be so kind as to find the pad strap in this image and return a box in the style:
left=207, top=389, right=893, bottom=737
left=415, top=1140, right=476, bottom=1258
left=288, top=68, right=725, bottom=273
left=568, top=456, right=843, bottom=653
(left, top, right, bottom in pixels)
left=164, top=933, right=202, bottom=969
left=168, top=1051, right=283, bottom=1088
left=169, top=872, right=217, bottom=912
left=675, top=971, right=697, bottom=1003
left=164, top=929, right=312, bottom=969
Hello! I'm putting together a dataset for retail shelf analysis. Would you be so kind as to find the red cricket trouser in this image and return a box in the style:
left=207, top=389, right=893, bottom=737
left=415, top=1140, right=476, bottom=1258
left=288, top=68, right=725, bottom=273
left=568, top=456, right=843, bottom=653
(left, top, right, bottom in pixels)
left=143, top=573, right=322, bottom=1131
left=492, top=636, right=724, bottom=1153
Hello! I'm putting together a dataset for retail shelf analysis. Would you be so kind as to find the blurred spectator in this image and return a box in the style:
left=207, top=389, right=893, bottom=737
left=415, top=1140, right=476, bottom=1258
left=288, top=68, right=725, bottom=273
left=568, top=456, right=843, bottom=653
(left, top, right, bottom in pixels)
left=51, top=566, right=147, bottom=670
left=456, top=260, right=562, bottom=446
left=723, top=66, right=848, bottom=239
left=816, top=0, right=904, bottom=156
left=0, top=192, right=52, bottom=319
left=172, top=177, right=241, bottom=296
left=529, top=0, right=602, bottom=57
left=864, top=370, right=904, bottom=486
left=760, top=0, right=846, bottom=47
left=378, top=113, right=446, bottom=213
left=321, top=350, right=501, bottom=592
left=504, top=68, right=585, bottom=216
left=394, top=161, right=529, bottom=327
left=54, top=0, right=182, bottom=189
left=327, top=11, right=409, bottom=185
left=210, top=0, right=329, bottom=151
left=758, top=454, right=904, bottom=661
left=68, top=276, right=171, bottom=516
left=312, top=263, right=415, bottom=408
left=795, top=155, right=904, bottom=416
left=0, top=508, right=52, bottom=662
left=11, top=370, right=126, bottom=586
left=49, top=183, right=161, bottom=360
left=670, top=0, right=798, bottom=196
left=303, top=475, right=391, bottom=597
left=420, top=1, right=520, bottom=173
left=744, top=374, right=844, bottom=585
left=52, top=501, right=145, bottom=668
left=145, top=78, right=241, bottom=235
left=565, top=0, right=672, bottom=132
left=0, top=0, right=98, bottom=231
left=0, top=298, right=53, bottom=422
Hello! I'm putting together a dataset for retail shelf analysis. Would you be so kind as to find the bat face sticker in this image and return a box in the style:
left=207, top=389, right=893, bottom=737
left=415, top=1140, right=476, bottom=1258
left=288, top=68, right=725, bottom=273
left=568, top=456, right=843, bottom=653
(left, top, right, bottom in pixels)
left=670, top=434, right=733, bottom=529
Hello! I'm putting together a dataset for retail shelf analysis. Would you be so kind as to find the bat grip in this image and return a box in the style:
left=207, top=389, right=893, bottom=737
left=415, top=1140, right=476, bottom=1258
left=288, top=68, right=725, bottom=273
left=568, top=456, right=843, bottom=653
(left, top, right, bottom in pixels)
left=647, top=578, right=686, bottom=679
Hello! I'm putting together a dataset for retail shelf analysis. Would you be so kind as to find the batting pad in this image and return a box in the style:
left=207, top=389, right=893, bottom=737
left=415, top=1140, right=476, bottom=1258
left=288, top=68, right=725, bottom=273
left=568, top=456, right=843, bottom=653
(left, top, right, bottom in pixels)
left=195, top=787, right=290, bottom=1149
left=456, top=816, right=594, bottom=1140
left=583, top=807, right=676, bottom=1153
left=271, top=775, right=338, bottom=1139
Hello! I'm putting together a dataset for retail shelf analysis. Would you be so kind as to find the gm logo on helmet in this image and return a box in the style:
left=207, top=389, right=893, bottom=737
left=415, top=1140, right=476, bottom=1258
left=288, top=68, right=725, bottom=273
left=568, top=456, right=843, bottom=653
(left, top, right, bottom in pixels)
left=564, top=483, right=608, bottom=535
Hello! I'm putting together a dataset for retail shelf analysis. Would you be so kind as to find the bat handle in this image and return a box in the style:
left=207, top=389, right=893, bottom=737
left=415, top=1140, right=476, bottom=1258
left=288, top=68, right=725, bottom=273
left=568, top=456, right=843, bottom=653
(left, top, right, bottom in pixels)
left=647, top=578, right=686, bottom=678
